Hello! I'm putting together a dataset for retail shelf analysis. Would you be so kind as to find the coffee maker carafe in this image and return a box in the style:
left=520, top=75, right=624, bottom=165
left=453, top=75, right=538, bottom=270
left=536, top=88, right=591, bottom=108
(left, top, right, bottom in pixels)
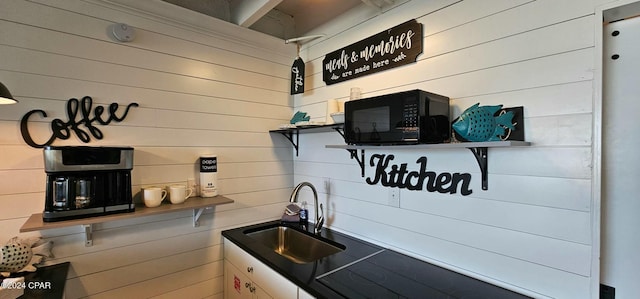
left=43, top=146, right=134, bottom=222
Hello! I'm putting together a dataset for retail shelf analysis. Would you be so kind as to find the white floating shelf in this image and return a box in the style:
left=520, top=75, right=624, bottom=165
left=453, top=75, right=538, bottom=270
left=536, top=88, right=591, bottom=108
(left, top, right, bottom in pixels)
left=325, top=140, right=531, bottom=150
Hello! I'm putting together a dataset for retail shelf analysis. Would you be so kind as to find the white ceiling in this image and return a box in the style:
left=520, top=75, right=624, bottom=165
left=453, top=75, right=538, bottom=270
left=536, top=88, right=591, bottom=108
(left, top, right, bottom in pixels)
left=267, top=0, right=363, bottom=36
left=161, top=0, right=397, bottom=40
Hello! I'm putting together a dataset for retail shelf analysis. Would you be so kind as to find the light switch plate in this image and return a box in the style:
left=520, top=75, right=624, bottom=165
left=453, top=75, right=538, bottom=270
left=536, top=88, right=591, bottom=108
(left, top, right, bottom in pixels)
left=388, top=188, right=400, bottom=207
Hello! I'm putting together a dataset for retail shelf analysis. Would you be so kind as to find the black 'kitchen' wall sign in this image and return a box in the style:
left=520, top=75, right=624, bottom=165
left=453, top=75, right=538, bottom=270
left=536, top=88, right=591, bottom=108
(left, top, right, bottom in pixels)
left=20, top=96, right=138, bottom=148
left=322, top=19, right=423, bottom=85
left=366, top=154, right=473, bottom=196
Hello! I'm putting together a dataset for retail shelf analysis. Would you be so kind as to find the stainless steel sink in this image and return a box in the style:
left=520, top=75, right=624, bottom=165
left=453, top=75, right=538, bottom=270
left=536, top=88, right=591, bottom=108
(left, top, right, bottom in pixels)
left=245, top=225, right=345, bottom=264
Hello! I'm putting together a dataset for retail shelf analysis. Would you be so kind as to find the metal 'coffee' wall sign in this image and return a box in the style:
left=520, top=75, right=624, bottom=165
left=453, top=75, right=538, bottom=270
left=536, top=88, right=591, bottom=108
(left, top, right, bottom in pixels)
left=322, top=19, right=423, bottom=85
left=20, top=96, right=138, bottom=148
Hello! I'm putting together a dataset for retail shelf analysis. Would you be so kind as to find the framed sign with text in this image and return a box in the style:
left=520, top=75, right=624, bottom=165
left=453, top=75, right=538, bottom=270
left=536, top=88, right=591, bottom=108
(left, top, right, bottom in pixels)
left=290, top=57, right=305, bottom=95
left=322, top=19, right=423, bottom=85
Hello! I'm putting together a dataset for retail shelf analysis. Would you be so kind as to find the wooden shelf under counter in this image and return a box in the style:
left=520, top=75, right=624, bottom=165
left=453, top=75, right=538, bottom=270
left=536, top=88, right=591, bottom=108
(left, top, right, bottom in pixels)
left=20, top=196, right=234, bottom=246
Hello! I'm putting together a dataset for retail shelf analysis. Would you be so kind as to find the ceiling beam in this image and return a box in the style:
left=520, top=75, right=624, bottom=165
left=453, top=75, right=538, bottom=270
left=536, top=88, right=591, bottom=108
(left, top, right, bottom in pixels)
left=230, top=0, right=283, bottom=27
left=361, top=0, right=396, bottom=10
left=361, top=0, right=381, bottom=9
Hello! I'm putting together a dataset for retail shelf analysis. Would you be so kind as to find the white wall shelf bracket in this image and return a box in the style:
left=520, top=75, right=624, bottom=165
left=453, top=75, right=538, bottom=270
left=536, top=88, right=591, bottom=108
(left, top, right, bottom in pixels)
left=83, top=224, right=93, bottom=247
left=193, top=207, right=213, bottom=227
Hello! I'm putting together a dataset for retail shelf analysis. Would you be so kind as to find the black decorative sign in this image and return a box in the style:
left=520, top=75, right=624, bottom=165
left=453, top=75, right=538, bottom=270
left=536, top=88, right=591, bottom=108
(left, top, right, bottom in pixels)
left=20, top=96, right=138, bottom=148
left=290, top=57, right=305, bottom=95
left=200, top=156, right=217, bottom=172
left=322, top=19, right=423, bottom=85
left=366, top=154, right=473, bottom=195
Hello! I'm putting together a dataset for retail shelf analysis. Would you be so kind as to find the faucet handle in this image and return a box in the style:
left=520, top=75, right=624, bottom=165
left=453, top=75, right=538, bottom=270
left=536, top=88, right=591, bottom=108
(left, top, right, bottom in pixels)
left=315, top=203, right=325, bottom=234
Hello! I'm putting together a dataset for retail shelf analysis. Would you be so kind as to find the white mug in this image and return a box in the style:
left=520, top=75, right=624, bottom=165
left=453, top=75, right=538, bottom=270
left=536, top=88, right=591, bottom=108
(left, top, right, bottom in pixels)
left=143, top=187, right=167, bottom=208
left=168, top=184, right=193, bottom=204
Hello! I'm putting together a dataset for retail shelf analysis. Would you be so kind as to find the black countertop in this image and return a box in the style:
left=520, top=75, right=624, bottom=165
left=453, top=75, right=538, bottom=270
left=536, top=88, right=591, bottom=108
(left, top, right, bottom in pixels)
left=2, top=262, right=70, bottom=299
left=223, top=220, right=384, bottom=298
left=222, top=220, right=531, bottom=299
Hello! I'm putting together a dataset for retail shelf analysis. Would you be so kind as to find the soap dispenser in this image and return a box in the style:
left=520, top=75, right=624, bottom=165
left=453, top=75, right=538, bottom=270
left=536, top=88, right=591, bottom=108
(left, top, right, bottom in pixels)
left=299, top=201, right=309, bottom=224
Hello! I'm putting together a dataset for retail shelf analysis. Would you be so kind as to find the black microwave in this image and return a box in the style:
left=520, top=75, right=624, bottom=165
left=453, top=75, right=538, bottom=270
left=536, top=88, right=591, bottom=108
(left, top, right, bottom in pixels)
left=344, top=89, right=450, bottom=145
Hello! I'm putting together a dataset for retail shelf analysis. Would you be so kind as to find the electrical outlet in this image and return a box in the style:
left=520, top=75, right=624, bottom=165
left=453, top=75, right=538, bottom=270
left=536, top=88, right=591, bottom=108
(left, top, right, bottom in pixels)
left=388, top=188, right=400, bottom=207
left=188, top=178, right=199, bottom=197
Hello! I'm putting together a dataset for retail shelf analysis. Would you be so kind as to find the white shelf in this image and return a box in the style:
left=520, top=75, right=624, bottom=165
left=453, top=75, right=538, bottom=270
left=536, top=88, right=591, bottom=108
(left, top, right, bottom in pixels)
left=325, top=141, right=531, bottom=150
left=21, top=196, right=234, bottom=246
left=270, top=124, right=344, bottom=156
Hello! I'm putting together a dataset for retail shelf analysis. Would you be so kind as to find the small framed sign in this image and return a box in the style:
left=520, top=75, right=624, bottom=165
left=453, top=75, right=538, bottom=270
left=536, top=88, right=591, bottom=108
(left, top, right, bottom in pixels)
left=291, top=57, right=305, bottom=94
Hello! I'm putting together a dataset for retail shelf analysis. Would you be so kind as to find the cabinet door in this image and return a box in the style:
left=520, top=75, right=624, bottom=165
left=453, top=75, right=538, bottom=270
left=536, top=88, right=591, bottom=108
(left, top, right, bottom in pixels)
left=253, top=284, right=274, bottom=299
left=225, top=260, right=274, bottom=299
left=251, top=259, right=297, bottom=299
left=224, top=238, right=298, bottom=299
left=225, top=239, right=257, bottom=279
left=225, top=260, right=253, bottom=299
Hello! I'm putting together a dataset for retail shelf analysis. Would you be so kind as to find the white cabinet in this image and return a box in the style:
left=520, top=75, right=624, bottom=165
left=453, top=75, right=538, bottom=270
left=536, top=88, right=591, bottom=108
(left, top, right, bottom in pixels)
left=224, top=238, right=300, bottom=299
left=225, top=260, right=272, bottom=299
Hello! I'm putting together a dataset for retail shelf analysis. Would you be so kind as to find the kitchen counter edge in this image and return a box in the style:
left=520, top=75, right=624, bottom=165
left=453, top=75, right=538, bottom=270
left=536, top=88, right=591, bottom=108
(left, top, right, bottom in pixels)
left=222, top=220, right=384, bottom=299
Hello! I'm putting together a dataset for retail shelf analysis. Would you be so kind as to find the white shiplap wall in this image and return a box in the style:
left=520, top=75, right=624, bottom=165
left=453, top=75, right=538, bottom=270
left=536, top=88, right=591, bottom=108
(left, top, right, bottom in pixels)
left=0, top=0, right=295, bottom=298
left=295, top=0, right=605, bottom=298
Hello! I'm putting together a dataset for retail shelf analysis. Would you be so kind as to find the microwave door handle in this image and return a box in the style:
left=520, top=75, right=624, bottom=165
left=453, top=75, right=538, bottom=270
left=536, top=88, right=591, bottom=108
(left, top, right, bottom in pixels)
left=370, top=122, right=380, bottom=141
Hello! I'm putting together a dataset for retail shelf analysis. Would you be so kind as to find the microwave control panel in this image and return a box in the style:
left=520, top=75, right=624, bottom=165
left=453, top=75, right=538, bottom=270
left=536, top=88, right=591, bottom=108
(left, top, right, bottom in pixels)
left=403, top=101, right=419, bottom=128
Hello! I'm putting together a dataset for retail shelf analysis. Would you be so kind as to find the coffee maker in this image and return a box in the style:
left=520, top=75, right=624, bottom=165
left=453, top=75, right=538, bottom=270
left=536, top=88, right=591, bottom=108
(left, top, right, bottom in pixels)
left=43, top=146, right=135, bottom=222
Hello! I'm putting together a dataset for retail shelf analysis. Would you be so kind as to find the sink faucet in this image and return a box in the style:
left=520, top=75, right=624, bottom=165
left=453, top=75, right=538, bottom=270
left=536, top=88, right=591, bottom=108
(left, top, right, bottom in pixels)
left=289, top=182, right=324, bottom=234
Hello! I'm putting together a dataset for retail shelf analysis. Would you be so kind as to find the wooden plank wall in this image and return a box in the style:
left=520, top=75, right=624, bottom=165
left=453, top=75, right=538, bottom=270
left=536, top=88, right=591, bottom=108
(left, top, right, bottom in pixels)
left=294, top=0, right=607, bottom=298
left=0, top=0, right=295, bottom=298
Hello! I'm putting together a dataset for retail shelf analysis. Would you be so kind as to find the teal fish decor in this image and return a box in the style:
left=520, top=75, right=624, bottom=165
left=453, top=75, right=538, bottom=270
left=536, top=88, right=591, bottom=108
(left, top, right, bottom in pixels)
left=289, top=111, right=310, bottom=124
left=452, top=103, right=515, bottom=142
